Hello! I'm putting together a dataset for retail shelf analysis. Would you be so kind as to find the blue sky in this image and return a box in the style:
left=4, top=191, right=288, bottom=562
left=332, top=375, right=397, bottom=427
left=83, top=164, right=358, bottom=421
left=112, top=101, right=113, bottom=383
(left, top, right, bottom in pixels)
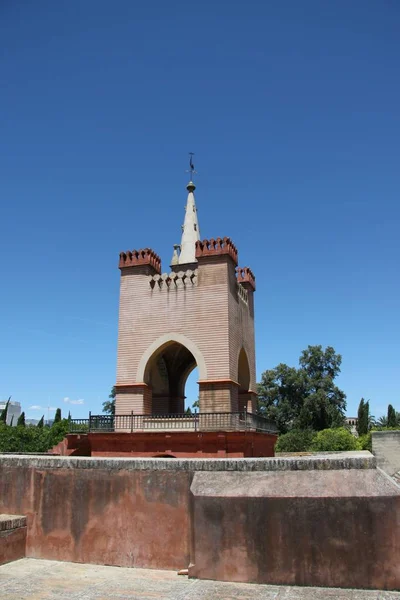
left=1, top=1, right=399, bottom=421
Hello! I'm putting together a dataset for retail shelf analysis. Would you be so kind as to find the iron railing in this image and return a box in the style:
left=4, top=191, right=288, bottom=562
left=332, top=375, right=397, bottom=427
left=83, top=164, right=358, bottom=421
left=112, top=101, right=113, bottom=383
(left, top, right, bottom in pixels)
left=68, top=411, right=277, bottom=434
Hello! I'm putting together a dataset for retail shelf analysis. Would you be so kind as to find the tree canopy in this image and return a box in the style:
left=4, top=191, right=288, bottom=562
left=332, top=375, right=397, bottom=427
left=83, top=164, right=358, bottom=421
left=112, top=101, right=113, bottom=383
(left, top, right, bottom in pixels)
left=102, top=386, right=116, bottom=415
left=257, top=345, right=346, bottom=433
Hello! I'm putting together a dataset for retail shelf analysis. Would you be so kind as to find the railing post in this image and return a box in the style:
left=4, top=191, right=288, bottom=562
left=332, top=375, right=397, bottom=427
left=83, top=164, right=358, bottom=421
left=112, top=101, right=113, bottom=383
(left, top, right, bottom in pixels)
left=88, top=411, right=92, bottom=433
left=194, top=409, right=197, bottom=432
left=130, top=410, right=133, bottom=433
left=244, top=410, right=248, bottom=430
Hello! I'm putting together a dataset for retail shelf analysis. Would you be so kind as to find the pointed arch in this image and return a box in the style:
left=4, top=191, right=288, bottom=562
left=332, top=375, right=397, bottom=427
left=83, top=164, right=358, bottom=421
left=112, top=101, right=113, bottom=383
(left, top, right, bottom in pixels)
left=137, top=333, right=207, bottom=383
left=237, top=347, right=251, bottom=392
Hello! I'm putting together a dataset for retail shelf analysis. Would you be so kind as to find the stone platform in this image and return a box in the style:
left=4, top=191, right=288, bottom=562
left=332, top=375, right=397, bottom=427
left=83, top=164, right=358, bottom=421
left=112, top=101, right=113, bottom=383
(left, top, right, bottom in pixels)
left=1, top=559, right=399, bottom=600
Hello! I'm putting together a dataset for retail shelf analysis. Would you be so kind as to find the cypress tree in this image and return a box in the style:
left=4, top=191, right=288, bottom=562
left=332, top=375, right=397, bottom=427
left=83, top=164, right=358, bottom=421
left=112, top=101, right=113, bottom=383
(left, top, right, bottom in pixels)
left=17, top=412, right=26, bottom=427
left=37, top=415, right=44, bottom=428
left=356, top=398, right=369, bottom=436
left=54, top=408, right=62, bottom=424
left=387, top=404, right=397, bottom=428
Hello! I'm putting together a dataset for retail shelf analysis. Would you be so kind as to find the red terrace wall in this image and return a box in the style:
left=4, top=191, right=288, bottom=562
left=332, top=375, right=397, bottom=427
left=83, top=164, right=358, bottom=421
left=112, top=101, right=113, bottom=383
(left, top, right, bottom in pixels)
left=87, top=431, right=277, bottom=458
left=0, top=459, right=191, bottom=570
left=1, top=453, right=400, bottom=590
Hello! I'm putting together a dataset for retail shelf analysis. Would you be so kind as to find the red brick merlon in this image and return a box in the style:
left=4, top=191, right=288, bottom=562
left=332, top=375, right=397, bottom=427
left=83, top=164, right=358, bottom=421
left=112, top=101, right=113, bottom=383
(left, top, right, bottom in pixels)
left=236, top=266, right=256, bottom=292
left=119, top=248, right=162, bottom=274
left=195, top=237, right=238, bottom=266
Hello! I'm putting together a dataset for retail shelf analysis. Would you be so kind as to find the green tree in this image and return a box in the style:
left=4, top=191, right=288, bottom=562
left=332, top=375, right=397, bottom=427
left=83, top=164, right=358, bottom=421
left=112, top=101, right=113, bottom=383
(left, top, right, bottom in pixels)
left=0, top=397, right=11, bottom=423
left=54, top=408, right=62, bottom=424
left=37, top=415, right=44, bottom=428
left=258, top=345, right=346, bottom=433
left=275, top=429, right=314, bottom=453
left=311, top=427, right=359, bottom=452
left=357, top=398, right=370, bottom=435
left=17, top=412, right=26, bottom=427
left=102, top=386, right=116, bottom=415
left=387, top=404, right=397, bottom=428
left=377, top=415, right=388, bottom=428
left=68, top=410, right=71, bottom=421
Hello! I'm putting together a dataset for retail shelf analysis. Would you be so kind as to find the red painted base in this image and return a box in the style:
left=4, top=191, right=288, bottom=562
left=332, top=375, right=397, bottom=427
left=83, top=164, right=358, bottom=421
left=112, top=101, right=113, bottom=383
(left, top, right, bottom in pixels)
left=56, top=431, right=277, bottom=458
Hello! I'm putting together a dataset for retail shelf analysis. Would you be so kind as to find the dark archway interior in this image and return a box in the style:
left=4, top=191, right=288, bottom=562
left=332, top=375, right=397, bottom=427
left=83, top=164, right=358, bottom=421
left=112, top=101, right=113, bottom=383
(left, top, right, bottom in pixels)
left=145, top=342, right=197, bottom=414
left=238, top=348, right=251, bottom=413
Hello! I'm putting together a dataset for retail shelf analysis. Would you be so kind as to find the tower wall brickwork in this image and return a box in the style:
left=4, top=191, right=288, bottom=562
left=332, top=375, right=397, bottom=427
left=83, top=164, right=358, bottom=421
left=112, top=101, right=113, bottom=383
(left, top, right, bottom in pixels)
left=115, top=237, right=257, bottom=415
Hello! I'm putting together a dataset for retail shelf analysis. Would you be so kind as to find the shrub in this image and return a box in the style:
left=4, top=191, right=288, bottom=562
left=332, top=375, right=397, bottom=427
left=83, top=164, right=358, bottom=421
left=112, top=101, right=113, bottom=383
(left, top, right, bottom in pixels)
left=311, top=427, right=359, bottom=452
left=358, top=432, right=372, bottom=452
left=0, top=419, right=69, bottom=453
left=275, top=429, right=314, bottom=453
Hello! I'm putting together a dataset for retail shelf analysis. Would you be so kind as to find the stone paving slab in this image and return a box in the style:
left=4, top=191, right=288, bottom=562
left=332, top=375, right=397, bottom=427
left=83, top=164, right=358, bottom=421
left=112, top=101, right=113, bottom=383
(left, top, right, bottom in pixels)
left=0, top=559, right=399, bottom=599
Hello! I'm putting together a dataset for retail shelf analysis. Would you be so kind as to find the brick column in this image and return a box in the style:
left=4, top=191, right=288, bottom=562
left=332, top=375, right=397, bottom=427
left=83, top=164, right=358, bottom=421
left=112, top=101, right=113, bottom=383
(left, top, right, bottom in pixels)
left=115, top=383, right=152, bottom=416
left=199, top=380, right=239, bottom=413
left=238, top=391, right=258, bottom=414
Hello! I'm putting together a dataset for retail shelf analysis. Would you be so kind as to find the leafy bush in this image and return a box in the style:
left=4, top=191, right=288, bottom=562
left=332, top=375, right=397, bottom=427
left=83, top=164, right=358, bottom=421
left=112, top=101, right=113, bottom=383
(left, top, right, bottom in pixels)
left=358, top=432, right=372, bottom=452
left=275, top=429, right=314, bottom=452
left=0, top=419, right=69, bottom=453
left=311, top=427, right=359, bottom=452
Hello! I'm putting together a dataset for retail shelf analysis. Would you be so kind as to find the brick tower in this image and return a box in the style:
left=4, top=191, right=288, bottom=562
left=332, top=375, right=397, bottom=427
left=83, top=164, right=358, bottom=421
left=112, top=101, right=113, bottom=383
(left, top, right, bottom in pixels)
left=115, top=178, right=257, bottom=417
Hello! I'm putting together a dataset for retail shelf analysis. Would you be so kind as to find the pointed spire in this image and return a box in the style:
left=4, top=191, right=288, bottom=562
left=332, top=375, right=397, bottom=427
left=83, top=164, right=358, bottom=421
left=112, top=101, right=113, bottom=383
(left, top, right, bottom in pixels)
left=178, top=180, right=201, bottom=265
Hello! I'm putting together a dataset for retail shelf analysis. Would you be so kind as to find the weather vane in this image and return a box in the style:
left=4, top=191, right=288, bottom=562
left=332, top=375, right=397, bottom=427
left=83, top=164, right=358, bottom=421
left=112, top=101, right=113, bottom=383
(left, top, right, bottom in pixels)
left=186, top=152, right=197, bottom=180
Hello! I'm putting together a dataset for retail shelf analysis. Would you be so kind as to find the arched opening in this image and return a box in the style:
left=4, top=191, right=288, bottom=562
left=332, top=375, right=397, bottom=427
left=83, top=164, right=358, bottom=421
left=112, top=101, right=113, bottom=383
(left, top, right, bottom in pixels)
left=238, top=348, right=251, bottom=413
left=185, top=367, right=199, bottom=413
left=144, top=341, right=198, bottom=415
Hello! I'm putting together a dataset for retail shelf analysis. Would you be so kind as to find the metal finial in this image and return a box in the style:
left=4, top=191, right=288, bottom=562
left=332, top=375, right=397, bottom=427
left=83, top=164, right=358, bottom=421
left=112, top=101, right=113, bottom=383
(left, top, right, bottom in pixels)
left=186, top=152, right=197, bottom=181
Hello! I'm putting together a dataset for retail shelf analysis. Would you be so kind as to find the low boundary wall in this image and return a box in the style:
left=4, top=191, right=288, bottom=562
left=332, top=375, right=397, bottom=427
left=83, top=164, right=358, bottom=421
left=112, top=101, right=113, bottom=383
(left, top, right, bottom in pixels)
left=372, top=430, right=400, bottom=476
left=0, top=452, right=399, bottom=590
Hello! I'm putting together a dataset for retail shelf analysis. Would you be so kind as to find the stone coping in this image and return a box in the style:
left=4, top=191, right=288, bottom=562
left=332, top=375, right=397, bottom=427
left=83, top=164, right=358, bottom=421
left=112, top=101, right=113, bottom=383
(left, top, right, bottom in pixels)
left=371, top=430, right=400, bottom=436
left=0, top=451, right=375, bottom=472
left=0, top=515, right=27, bottom=532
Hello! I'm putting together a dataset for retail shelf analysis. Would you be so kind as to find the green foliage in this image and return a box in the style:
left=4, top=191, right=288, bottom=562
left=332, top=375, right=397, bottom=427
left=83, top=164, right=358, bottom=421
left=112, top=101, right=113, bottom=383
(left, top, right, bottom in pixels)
left=17, top=412, right=25, bottom=427
left=387, top=404, right=397, bottom=428
left=0, top=419, right=69, bottom=453
left=258, top=345, right=346, bottom=433
left=102, top=386, right=116, bottom=415
left=357, top=398, right=370, bottom=435
left=311, top=427, right=359, bottom=452
left=376, top=415, right=388, bottom=427
left=0, top=397, right=11, bottom=423
left=54, top=408, right=62, bottom=423
left=37, top=416, right=44, bottom=428
left=358, top=432, right=372, bottom=452
left=275, top=429, right=314, bottom=453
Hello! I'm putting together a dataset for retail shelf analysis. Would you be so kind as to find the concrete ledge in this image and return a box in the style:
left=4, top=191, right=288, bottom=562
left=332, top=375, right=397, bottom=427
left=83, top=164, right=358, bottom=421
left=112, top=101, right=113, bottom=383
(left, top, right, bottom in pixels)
left=0, top=514, right=27, bottom=566
left=0, top=451, right=375, bottom=472
left=0, top=515, right=26, bottom=531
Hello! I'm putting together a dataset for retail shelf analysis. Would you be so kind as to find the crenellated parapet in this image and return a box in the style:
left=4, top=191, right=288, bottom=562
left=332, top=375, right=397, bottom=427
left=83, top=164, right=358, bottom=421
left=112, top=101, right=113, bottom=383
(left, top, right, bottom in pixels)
left=236, top=267, right=256, bottom=292
left=149, top=269, right=197, bottom=290
left=119, top=248, right=161, bottom=274
left=195, top=237, right=238, bottom=265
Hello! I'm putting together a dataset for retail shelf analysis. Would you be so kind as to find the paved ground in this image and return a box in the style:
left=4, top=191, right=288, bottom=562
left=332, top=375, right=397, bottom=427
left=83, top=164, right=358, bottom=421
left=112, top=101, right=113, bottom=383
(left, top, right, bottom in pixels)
left=0, top=559, right=399, bottom=600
